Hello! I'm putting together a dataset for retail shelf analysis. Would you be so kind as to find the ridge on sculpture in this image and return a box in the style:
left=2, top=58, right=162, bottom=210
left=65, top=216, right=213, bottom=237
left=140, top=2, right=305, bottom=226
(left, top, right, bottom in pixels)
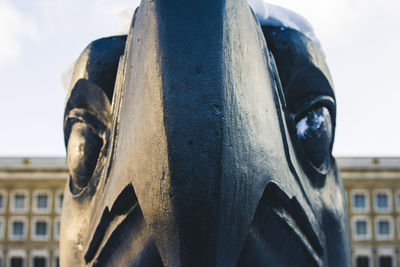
left=60, top=1, right=351, bottom=266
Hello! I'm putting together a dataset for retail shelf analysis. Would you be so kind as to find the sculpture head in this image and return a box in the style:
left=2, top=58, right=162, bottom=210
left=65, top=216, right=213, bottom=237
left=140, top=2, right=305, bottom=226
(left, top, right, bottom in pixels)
left=60, top=1, right=350, bottom=266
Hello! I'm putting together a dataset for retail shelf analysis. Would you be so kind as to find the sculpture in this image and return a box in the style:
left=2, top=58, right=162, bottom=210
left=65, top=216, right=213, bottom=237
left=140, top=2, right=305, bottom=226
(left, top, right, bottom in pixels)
left=60, top=1, right=351, bottom=266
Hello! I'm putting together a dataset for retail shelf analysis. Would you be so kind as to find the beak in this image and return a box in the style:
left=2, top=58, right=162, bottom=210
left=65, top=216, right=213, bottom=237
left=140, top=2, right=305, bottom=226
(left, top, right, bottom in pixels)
left=107, top=0, right=304, bottom=266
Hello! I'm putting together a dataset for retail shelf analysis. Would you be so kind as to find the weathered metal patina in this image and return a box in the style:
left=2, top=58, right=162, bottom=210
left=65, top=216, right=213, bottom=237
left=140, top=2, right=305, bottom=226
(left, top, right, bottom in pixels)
left=60, top=1, right=350, bottom=266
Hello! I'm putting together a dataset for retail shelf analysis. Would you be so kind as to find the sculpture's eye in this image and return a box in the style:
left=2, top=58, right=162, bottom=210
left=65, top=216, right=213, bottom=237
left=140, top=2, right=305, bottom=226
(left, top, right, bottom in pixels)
left=295, top=106, right=332, bottom=173
left=67, top=122, right=103, bottom=190
left=63, top=79, right=112, bottom=193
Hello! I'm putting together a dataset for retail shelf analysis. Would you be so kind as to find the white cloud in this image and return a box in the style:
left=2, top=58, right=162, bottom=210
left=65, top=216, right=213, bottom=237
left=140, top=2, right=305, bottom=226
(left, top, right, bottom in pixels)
left=114, top=7, right=136, bottom=35
left=60, top=63, right=74, bottom=92
left=56, top=0, right=140, bottom=90
left=0, top=1, right=40, bottom=68
left=265, top=0, right=356, bottom=38
left=100, top=1, right=140, bottom=35
left=0, top=0, right=398, bottom=156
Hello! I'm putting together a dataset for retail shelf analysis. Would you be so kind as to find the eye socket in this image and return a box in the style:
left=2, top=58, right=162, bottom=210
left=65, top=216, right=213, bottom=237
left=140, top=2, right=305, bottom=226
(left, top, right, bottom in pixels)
left=63, top=79, right=112, bottom=193
left=67, top=122, right=103, bottom=190
left=295, top=106, right=333, bottom=174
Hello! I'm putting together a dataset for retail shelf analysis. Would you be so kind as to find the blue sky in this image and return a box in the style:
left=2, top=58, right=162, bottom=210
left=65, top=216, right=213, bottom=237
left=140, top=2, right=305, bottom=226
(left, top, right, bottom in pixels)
left=0, top=0, right=399, bottom=157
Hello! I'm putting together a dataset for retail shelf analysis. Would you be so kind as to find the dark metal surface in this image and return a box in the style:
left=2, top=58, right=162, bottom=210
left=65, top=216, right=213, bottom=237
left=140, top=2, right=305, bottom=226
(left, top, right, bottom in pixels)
left=60, top=1, right=350, bottom=266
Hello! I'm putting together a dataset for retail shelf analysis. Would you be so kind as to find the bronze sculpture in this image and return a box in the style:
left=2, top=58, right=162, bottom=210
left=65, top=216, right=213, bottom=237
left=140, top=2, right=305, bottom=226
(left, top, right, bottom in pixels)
left=60, top=1, right=351, bottom=266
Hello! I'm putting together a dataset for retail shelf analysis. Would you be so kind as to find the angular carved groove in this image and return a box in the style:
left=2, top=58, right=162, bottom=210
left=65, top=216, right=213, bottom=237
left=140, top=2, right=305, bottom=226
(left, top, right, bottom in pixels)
left=85, top=184, right=138, bottom=263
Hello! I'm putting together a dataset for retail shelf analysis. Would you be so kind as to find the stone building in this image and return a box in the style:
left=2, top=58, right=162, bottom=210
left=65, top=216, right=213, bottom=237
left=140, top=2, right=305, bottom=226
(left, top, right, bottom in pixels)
left=0, top=158, right=67, bottom=267
left=339, top=157, right=400, bottom=267
left=0, top=157, right=399, bottom=267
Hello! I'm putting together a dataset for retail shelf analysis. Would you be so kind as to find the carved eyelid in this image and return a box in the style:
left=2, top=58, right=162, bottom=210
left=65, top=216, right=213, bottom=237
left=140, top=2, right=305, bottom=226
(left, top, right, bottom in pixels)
left=292, top=96, right=336, bottom=122
left=65, top=109, right=108, bottom=136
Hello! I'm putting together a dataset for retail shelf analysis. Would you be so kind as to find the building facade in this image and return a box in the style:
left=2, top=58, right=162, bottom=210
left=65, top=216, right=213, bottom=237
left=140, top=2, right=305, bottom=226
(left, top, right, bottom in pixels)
left=0, top=157, right=399, bottom=267
left=0, top=158, right=67, bottom=267
left=339, top=157, right=400, bottom=267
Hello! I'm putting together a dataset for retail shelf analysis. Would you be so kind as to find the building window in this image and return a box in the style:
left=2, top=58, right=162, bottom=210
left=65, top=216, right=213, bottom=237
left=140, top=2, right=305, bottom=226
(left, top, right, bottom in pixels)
left=10, top=257, right=24, bottom=267
left=378, top=221, right=390, bottom=235
left=8, top=250, right=26, bottom=267
left=53, top=256, right=59, bottom=267
left=356, top=255, right=370, bottom=267
left=9, top=217, right=26, bottom=240
left=32, top=256, right=46, bottom=267
left=32, top=217, right=50, bottom=241
left=13, top=222, right=24, bottom=237
left=14, top=195, right=24, bottom=209
left=378, top=255, right=393, bottom=267
left=33, top=191, right=51, bottom=213
left=30, top=250, right=48, bottom=267
left=356, top=221, right=367, bottom=235
left=352, top=216, right=371, bottom=240
left=54, top=217, right=60, bottom=241
left=376, top=247, right=395, bottom=267
left=10, top=191, right=28, bottom=213
left=0, top=217, right=4, bottom=240
left=397, top=217, right=400, bottom=239
left=375, top=216, right=394, bottom=240
left=353, top=247, right=373, bottom=267
left=37, top=195, right=47, bottom=209
left=377, top=194, right=388, bottom=208
left=354, top=194, right=366, bottom=208
left=396, top=192, right=400, bottom=212
left=55, top=191, right=63, bottom=213
left=374, top=190, right=392, bottom=212
left=0, top=191, right=7, bottom=213
left=351, top=190, right=369, bottom=212
left=36, top=222, right=47, bottom=236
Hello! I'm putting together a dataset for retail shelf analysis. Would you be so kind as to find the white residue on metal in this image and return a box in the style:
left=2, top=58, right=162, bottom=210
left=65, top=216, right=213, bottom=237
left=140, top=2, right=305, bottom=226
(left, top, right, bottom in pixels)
left=296, top=107, right=329, bottom=139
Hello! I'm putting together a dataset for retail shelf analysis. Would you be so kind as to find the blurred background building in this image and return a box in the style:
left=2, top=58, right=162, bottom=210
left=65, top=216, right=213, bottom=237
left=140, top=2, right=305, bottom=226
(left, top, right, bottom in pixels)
left=0, top=158, right=67, bottom=267
left=0, top=157, right=398, bottom=267
left=340, top=157, right=400, bottom=267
